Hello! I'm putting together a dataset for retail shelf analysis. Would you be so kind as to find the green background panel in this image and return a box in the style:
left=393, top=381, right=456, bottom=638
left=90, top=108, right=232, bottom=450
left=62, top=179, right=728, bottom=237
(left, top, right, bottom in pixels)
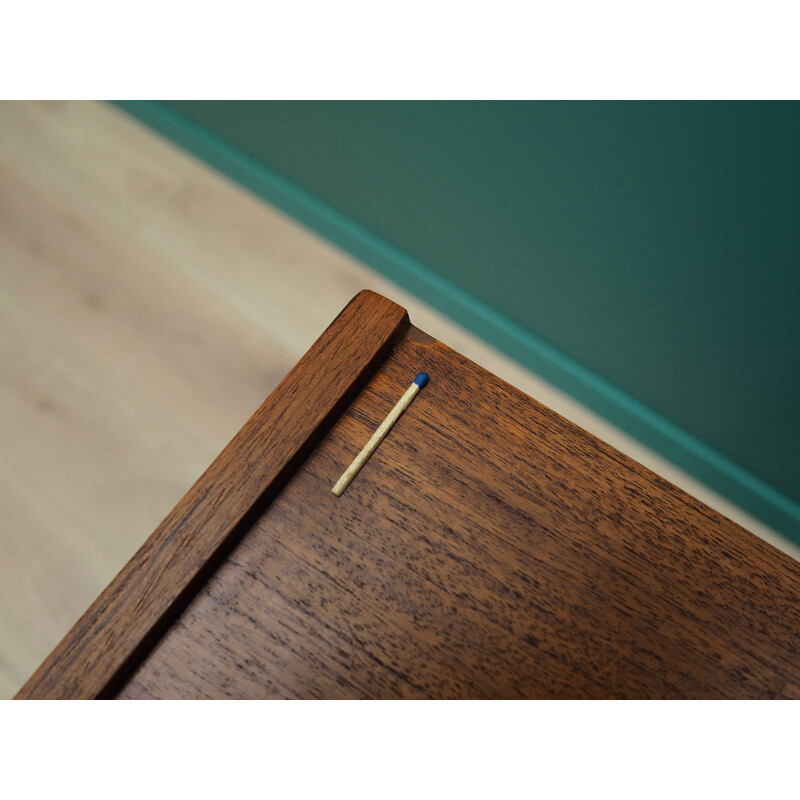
left=117, top=101, right=800, bottom=542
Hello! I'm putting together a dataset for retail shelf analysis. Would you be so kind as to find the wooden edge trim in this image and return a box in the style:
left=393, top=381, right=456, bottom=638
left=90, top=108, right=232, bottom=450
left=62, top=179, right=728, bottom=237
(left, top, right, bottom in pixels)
left=16, top=290, right=410, bottom=699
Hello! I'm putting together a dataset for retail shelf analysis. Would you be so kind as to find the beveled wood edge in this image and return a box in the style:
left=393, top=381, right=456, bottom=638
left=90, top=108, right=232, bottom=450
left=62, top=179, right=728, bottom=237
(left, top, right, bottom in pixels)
left=15, top=290, right=410, bottom=699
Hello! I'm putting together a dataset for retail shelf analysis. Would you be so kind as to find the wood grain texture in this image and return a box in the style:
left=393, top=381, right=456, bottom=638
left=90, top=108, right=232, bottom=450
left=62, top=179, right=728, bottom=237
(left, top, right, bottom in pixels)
left=119, top=324, right=800, bottom=699
left=15, top=290, right=409, bottom=699
left=5, top=100, right=796, bottom=699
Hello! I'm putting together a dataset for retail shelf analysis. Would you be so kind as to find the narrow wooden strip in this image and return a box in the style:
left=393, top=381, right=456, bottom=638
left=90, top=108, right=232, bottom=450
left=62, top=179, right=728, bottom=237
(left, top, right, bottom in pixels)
left=15, top=290, right=409, bottom=699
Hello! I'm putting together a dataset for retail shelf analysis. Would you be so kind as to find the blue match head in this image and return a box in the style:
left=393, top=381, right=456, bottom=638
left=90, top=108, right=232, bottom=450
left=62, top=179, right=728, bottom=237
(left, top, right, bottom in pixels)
left=414, top=371, right=429, bottom=388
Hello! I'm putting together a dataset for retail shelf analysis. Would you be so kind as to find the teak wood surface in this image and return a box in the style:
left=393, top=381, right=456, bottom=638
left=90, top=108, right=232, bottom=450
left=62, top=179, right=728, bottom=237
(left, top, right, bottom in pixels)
left=19, top=291, right=800, bottom=699
left=16, top=291, right=409, bottom=699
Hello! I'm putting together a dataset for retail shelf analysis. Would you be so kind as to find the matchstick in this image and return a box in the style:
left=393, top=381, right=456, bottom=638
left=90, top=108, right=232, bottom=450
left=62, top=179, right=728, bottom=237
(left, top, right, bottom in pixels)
left=331, top=371, right=429, bottom=496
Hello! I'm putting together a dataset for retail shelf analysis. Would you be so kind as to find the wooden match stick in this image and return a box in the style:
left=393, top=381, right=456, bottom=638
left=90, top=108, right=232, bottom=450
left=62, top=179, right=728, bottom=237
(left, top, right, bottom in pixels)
left=331, top=371, right=429, bottom=496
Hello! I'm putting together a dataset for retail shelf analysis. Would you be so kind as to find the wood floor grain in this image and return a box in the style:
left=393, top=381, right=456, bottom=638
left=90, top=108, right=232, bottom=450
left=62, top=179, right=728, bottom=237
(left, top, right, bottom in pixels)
left=1, top=100, right=796, bottom=697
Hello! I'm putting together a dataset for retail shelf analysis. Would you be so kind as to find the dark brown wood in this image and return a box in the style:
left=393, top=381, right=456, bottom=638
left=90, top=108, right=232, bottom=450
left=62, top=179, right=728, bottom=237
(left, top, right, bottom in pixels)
left=116, top=323, right=800, bottom=699
left=15, top=290, right=410, bottom=699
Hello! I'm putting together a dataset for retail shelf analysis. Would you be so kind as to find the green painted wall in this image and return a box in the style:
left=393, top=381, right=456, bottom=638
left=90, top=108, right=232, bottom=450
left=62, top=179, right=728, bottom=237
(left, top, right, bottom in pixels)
left=117, top=101, right=800, bottom=543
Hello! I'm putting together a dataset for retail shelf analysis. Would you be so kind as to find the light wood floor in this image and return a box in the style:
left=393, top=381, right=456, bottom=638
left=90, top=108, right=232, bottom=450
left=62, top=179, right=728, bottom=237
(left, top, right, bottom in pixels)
left=0, top=101, right=795, bottom=699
